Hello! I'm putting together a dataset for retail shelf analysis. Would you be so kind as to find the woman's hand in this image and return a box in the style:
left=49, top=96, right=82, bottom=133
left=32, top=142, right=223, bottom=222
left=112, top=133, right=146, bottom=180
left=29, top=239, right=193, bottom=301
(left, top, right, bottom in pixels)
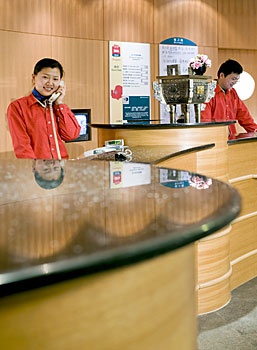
left=55, top=81, right=66, bottom=105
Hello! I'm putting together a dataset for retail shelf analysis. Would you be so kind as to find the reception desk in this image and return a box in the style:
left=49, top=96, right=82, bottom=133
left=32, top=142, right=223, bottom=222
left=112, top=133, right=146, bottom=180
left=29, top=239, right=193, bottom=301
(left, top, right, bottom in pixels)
left=0, top=158, right=240, bottom=350
left=227, top=132, right=257, bottom=291
left=91, top=121, right=257, bottom=315
left=92, top=121, right=233, bottom=182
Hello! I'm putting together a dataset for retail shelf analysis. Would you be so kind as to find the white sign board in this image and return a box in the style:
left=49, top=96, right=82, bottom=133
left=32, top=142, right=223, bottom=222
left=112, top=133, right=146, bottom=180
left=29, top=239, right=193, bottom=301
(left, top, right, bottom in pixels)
left=109, top=41, right=151, bottom=124
left=159, top=38, right=198, bottom=122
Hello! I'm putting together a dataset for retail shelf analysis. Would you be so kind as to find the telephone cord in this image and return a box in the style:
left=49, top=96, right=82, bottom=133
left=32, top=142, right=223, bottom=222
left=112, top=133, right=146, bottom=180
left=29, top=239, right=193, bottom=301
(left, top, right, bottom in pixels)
left=49, top=102, right=62, bottom=160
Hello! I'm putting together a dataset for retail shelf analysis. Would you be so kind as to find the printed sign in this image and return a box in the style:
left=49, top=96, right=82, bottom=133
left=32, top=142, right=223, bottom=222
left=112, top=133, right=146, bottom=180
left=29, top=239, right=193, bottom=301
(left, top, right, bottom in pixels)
left=109, top=41, right=151, bottom=124
left=159, top=37, right=198, bottom=122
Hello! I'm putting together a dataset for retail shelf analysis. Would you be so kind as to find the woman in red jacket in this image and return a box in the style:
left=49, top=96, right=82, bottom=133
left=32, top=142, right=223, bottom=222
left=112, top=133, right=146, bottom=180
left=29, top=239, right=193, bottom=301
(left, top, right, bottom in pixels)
left=7, top=58, right=81, bottom=159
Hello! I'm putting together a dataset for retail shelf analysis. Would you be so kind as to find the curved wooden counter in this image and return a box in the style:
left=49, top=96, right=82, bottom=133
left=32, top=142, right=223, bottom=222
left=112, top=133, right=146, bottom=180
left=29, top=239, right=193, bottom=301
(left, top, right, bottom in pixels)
left=92, top=121, right=233, bottom=182
left=0, top=158, right=240, bottom=350
left=92, top=121, right=236, bottom=314
left=228, top=133, right=257, bottom=291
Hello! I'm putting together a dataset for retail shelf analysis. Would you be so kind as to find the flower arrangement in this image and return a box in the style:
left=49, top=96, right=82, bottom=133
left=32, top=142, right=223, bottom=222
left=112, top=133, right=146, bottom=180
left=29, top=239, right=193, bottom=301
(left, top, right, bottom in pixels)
left=188, top=54, right=212, bottom=70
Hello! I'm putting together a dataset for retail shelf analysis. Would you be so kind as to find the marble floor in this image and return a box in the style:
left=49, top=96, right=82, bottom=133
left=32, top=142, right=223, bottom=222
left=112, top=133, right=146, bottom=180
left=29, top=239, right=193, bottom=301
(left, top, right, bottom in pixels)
left=198, top=277, right=257, bottom=350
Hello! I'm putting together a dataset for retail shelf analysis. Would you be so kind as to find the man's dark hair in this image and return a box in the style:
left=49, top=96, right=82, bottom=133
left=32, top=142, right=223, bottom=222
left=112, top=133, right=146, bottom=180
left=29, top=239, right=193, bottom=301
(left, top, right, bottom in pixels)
left=217, top=59, right=243, bottom=77
left=33, top=58, right=64, bottom=78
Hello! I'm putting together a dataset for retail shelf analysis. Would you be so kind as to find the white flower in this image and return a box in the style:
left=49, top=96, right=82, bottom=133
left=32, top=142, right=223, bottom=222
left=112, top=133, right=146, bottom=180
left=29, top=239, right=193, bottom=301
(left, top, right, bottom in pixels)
left=189, top=54, right=212, bottom=70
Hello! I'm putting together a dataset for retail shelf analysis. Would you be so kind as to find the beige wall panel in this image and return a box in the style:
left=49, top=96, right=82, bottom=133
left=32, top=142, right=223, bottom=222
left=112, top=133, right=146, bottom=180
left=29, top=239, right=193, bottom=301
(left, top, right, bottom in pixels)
left=52, top=37, right=105, bottom=117
left=198, top=46, right=219, bottom=79
left=218, top=0, right=257, bottom=49
left=154, top=0, right=217, bottom=46
left=218, top=49, right=257, bottom=123
left=52, top=37, right=105, bottom=156
left=51, top=0, right=103, bottom=40
left=103, top=0, right=154, bottom=43
left=103, top=41, right=110, bottom=124
left=0, top=31, right=51, bottom=153
left=0, top=0, right=51, bottom=34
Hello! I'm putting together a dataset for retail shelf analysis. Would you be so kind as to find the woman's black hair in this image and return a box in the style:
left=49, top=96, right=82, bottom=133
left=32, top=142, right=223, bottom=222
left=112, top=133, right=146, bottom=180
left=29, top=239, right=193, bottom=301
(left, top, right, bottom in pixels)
left=34, top=168, right=65, bottom=190
left=217, top=59, right=243, bottom=77
left=33, top=58, right=64, bottom=78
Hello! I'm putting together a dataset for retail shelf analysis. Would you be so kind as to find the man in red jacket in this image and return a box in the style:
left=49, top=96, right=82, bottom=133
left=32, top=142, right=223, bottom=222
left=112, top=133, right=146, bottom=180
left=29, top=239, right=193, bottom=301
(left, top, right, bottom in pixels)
left=201, top=59, right=257, bottom=135
left=7, top=58, right=81, bottom=159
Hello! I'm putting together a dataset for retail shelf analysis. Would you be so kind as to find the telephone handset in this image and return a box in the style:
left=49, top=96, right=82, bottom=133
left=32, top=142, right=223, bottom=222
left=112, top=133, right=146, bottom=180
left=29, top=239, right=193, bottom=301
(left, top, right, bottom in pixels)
left=48, top=80, right=64, bottom=104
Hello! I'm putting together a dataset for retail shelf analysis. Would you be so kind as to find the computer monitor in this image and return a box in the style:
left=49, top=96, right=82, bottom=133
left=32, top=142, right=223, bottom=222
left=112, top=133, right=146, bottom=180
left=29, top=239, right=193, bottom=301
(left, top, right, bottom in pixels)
left=67, top=109, right=91, bottom=142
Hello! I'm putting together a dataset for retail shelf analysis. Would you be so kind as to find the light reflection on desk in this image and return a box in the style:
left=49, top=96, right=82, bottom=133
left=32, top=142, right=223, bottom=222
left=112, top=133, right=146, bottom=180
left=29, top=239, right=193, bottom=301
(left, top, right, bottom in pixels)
left=0, top=158, right=240, bottom=294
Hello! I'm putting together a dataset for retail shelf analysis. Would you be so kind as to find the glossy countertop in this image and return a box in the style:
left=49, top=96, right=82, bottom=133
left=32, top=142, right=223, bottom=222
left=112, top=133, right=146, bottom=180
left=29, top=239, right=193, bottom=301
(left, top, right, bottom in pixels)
left=228, top=131, right=257, bottom=144
left=0, top=158, right=241, bottom=296
left=84, top=144, right=215, bottom=164
left=91, top=120, right=235, bottom=129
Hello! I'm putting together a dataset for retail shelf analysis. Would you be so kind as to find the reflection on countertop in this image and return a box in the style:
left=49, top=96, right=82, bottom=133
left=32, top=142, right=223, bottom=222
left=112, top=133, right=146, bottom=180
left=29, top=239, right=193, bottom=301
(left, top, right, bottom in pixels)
left=83, top=144, right=215, bottom=164
left=0, top=158, right=241, bottom=295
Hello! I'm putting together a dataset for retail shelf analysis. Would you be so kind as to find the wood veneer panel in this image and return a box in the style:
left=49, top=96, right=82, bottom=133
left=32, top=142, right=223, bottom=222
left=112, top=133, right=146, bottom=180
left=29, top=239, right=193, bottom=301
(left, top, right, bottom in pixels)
left=197, top=148, right=228, bottom=182
left=51, top=0, right=103, bottom=40
left=0, top=199, right=54, bottom=259
left=52, top=37, right=105, bottom=155
left=154, top=0, right=217, bottom=46
left=228, top=142, right=257, bottom=179
left=0, top=0, right=51, bottom=34
left=218, top=0, right=257, bottom=49
left=198, top=228, right=231, bottom=284
left=231, top=179, right=257, bottom=217
left=231, top=253, right=257, bottom=290
left=0, top=31, right=52, bottom=152
left=0, top=152, right=15, bottom=160
left=0, top=245, right=197, bottom=350
left=158, top=153, right=197, bottom=173
left=52, top=37, right=105, bottom=115
left=197, top=227, right=231, bottom=314
left=227, top=139, right=257, bottom=294
left=230, top=217, right=257, bottom=261
left=198, top=46, right=219, bottom=79
left=96, top=125, right=229, bottom=180
left=103, top=0, right=154, bottom=42
left=198, top=277, right=231, bottom=315
left=95, top=125, right=229, bottom=186
left=97, top=125, right=228, bottom=147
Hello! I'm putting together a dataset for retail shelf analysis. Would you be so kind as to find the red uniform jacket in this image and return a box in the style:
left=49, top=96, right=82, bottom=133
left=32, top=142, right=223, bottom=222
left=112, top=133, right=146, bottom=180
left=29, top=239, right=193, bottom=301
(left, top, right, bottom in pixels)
left=201, top=84, right=257, bottom=135
left=7, top=94, right=81, bottom=159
